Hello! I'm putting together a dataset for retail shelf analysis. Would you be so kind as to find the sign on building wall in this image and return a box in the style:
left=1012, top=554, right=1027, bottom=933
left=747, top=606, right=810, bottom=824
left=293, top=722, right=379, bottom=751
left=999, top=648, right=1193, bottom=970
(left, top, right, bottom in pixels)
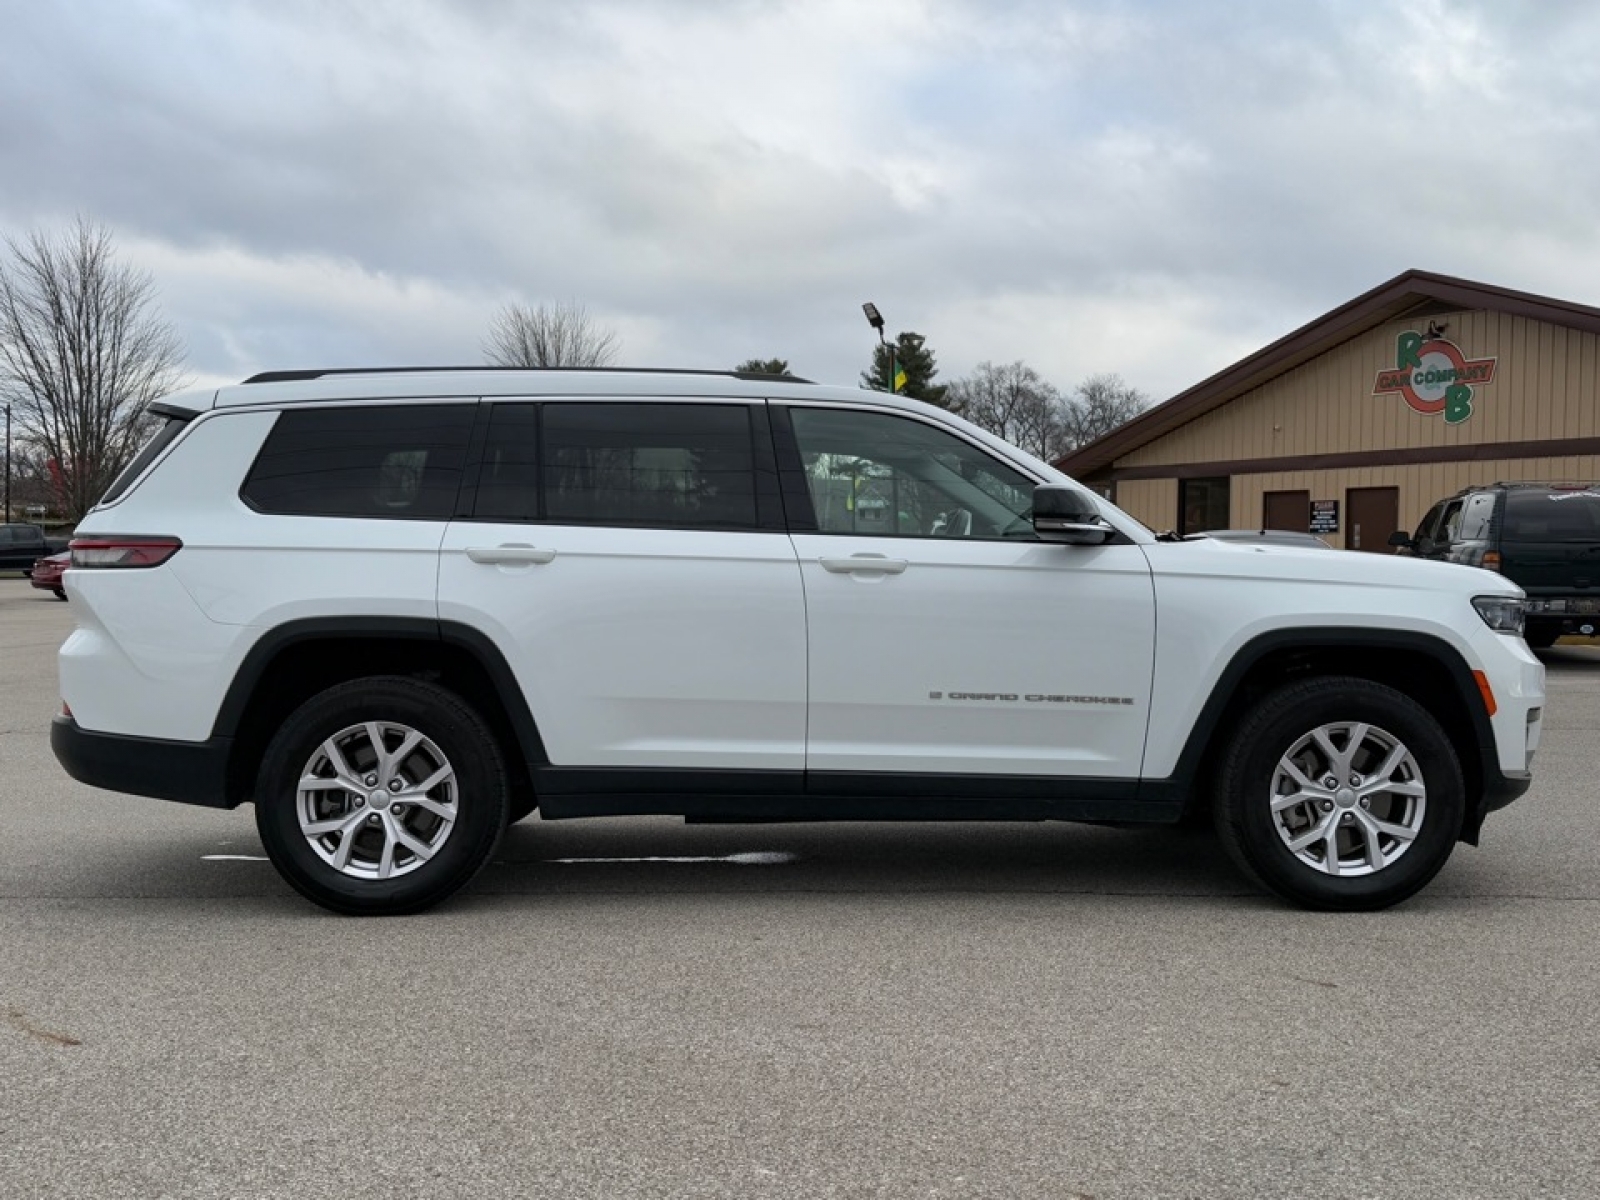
left=1372, top=330, right=1497, bottom=425
left=1310, top=500, right=1339, bottom=533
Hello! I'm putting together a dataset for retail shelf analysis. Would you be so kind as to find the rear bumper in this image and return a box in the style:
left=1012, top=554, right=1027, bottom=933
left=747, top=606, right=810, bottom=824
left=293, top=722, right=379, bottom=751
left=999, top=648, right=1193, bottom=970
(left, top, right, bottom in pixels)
left=51, top=716, right=236, bottom=808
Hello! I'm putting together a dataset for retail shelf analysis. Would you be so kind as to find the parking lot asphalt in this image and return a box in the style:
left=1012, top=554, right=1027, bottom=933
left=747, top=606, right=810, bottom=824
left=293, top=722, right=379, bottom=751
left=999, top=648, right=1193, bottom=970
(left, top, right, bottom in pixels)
left=2, top=575, right=1598, bottom=1200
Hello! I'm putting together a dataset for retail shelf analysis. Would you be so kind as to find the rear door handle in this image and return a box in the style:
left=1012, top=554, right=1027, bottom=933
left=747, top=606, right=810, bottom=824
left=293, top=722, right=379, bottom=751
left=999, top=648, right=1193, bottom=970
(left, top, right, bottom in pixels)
left=819, top=555, right=908, bottom=575
left=466, top=544, right=557, bottom=565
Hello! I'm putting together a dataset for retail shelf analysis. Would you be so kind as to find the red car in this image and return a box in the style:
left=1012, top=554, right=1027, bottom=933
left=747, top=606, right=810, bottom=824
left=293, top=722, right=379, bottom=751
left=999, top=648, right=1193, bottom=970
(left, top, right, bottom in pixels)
left=29, top=551, right=69, bottom=600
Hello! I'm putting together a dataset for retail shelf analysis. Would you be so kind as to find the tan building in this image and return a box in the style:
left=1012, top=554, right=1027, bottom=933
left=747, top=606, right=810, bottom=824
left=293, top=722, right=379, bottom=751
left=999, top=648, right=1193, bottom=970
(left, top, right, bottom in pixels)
left=1057, top=270, right=1600, bottom=551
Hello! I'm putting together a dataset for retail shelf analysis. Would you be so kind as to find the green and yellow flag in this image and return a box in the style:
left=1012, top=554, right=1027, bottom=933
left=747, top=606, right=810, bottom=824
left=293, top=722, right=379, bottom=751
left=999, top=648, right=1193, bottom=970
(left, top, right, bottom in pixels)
left=892, top=359, right=907, bottom=393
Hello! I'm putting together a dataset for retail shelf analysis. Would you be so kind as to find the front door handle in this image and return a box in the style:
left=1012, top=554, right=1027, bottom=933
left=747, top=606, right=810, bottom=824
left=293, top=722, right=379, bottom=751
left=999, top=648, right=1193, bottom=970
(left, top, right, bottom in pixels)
left=466, top=544, right=557, bottom=566
left=819, top=554, right=908, bottom=575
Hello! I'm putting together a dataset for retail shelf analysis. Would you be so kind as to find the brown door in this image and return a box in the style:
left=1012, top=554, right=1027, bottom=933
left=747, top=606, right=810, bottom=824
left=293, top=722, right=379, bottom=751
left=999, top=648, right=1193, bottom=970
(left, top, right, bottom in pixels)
left=1263, top=490, right=1310, bottom=532
left=1346, top=486, right=1400, bottom=553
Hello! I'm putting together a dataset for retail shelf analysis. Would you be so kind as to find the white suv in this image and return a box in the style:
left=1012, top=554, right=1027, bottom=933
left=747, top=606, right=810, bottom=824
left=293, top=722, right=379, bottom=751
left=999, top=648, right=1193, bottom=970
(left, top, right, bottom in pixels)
left=52, top=368, right=1545, bottom=914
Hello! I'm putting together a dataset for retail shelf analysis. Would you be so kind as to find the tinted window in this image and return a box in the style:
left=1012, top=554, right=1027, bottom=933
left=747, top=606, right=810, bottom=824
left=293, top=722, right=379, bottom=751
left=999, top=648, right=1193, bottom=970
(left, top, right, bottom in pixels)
left=1413, top=502, right=1445, bottom=543
left=788, top=407, right=1036, bottom=539
left=1458, top=492, right=1498, bottom=542
left=1436, top=499, right=1465, bottom=544
left=475, top=404, right=540, bottom=522
left=102, top=414, right=191, bottom=505
left=242, top=405, right=472, bottom=519
left=1503, top=489, right=1600, bottom=542
left=542, top=403, right=758, bottom=528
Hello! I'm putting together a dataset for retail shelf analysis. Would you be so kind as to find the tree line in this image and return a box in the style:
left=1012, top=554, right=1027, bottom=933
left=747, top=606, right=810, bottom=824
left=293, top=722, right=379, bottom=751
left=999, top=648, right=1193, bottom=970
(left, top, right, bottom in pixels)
left=497, top=303, right=1151, bottom=463
left=1, top=223, right=1149, bottom=520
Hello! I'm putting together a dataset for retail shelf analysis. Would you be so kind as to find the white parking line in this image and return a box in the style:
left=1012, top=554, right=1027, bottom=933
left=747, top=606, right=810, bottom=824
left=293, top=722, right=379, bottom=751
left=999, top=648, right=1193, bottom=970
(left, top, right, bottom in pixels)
left=547, top=851, right=799, bottom=866
left=201, top=854, right=270, bottom=862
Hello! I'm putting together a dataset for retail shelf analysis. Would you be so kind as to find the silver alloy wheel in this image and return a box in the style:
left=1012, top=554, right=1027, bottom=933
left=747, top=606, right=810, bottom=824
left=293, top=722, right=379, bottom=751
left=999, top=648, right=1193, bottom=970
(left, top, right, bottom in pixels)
left=1268, top=720, right=1427, bottom=877
left=295, top=721, right=458, bottom=880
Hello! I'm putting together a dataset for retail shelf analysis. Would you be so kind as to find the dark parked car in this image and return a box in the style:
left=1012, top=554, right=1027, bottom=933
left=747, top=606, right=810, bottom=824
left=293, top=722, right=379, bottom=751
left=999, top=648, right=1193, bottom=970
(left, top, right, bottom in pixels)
left=0, top=523, right=70, bottom=574
left=29, top=551, right=69, bottom=600
left=1391, top=481, right=1600, bottom=647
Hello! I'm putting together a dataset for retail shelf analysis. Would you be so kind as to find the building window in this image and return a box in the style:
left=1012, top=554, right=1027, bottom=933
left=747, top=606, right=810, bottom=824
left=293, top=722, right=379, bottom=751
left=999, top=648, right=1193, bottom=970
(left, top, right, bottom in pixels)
left=1179, top=477, right=1230, bottom=535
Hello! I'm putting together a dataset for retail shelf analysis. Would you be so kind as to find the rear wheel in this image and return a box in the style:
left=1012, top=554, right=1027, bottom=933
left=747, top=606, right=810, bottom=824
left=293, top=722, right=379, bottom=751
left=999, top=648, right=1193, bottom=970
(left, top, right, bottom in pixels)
left=1213, top=677, right=1464, bottom=911
left=255, top=676, right=508, bottom=915
left=1524, top=625, right=1560, bottom=649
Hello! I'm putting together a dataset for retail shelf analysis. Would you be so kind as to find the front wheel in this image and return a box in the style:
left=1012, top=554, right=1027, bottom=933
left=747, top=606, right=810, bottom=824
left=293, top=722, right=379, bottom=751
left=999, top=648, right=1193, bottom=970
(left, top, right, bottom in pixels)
left=255, top=676, right=509, bottom=915
left=1212, top=677, right=1464, bottom=911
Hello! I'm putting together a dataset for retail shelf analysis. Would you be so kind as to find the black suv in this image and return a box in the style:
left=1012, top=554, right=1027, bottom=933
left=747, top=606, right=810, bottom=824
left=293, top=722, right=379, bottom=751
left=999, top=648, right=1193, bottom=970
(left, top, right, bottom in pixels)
left=1392, top=482, right=1600, bottom=647
left=0, top=522, right=69, bottom=573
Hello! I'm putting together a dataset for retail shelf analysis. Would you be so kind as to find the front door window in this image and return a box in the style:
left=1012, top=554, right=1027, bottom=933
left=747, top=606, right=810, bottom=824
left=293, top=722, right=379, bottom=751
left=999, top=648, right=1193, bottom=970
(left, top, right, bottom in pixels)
left=787, top=407, right=1037, bottom=540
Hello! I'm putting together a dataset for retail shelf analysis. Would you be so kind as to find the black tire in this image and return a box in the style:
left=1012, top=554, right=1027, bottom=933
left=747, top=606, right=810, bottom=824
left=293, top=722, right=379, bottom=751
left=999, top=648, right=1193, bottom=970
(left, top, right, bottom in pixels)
left=53, top=588, right=66, bottom=601
left=255, top=676, right=509, bottom=915
left=1524, top=625, right=1560, bottom=650
left=1212, top=676, right=1464, bottom=911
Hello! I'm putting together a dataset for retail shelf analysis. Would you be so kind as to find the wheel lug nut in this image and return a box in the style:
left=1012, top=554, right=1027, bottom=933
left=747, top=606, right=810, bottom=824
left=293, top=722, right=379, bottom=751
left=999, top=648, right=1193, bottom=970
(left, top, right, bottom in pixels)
left=354, top=796, right=366, bottom=807
left=364, top=774, right=378, bottom=787
left=1349, top=775, right=1361, bottom=786
left=390, top=803, right=403, bottom=815
left=1323, top=777, right=1337, bottom=789
left=1359, top=797, right=1370, bottom=808
left=1320, top=800, right=1334, bottom=812
left=367, top=814, right=382, bottom=826
left=1340, top=813, right=1353, bottom=824
left=389, top=779, right=404, bottom=792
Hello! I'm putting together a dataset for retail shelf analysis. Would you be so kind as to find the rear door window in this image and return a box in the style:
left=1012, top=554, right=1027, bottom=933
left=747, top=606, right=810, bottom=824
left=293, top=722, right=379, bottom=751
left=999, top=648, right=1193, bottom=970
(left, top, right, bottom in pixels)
left=1434, top=500, right=1465, bottom=545
left=539, top=403, right=760, bottom=529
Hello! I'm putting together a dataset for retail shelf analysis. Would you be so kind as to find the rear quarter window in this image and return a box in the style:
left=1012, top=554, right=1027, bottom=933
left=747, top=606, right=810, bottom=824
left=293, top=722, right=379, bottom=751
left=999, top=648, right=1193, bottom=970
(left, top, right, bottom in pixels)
left=241, top=404, right=474, bottom=519
left=101, top=414, right=192, bottom=505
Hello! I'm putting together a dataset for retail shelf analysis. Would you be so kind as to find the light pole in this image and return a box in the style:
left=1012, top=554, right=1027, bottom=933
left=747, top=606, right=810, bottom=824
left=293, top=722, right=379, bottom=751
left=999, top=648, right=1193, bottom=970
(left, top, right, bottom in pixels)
left=861, top=302, right=898, bottom=394
left=3, top=403, right=10, bottom=523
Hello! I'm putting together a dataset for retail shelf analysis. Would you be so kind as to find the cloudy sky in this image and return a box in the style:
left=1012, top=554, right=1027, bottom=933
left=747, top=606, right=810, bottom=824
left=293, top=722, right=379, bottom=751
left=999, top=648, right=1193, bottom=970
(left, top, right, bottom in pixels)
left=3, top=0, right=1598, bottom=401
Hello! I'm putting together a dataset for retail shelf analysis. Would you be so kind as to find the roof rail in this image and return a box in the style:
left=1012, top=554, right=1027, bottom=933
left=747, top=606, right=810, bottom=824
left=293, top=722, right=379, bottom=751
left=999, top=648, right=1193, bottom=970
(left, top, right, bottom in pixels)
left=240, top=366, right=814, bottom=385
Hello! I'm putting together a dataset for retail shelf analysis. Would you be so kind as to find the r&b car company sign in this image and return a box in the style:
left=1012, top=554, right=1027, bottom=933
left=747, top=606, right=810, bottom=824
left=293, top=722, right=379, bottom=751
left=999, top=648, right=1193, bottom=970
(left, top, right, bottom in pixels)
left=1373, top=330, right=1496, bottom=425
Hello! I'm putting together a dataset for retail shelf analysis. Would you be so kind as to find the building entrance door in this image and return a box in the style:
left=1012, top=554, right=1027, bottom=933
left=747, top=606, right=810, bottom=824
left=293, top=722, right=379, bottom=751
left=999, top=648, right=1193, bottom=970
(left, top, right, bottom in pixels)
left=1263, top=490, right=1310, bottom=532
left=1346, top=486, right=1400, bottom=552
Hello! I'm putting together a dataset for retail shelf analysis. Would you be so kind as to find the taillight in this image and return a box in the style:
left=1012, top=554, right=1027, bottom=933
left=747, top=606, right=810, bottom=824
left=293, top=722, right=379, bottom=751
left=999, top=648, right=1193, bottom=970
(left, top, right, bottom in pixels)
left=69, top=536, right=183, bottom=568
left=1481, top=549, right=1502, bottom=571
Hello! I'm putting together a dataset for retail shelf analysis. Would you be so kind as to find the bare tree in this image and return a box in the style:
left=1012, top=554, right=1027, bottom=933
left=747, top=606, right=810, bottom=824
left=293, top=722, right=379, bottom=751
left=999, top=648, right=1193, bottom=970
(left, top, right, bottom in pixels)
left=0, top=218, right=188, bottom=519
left=484, top=301, right=620, bottom=368
left=1061, top=373, right=1148, bottom=451
left=946, top=361, right=1066, bottom=460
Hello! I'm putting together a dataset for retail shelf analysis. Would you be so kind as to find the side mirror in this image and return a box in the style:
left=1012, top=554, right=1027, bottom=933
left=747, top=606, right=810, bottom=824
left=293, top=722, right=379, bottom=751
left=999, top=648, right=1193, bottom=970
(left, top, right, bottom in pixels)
left=1386, top=530, right=1414, bottom=550
left=1033, top=485, right=1113, bottom=545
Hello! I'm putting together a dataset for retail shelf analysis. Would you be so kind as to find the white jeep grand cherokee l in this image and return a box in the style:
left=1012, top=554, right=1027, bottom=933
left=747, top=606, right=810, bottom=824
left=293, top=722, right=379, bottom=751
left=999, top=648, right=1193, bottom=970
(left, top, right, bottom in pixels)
left=53, top=368, right=1544, bottom=915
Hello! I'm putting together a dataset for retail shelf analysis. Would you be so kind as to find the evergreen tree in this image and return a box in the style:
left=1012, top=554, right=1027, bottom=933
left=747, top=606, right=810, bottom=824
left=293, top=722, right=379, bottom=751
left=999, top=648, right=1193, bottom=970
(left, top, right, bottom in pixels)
left=860, top=332, right=949, bottom=408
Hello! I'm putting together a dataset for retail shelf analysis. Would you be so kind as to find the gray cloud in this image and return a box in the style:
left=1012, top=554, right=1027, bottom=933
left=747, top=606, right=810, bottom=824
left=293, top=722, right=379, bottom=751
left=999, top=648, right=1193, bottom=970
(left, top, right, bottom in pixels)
left=4, top=0, right=1599, bottom=401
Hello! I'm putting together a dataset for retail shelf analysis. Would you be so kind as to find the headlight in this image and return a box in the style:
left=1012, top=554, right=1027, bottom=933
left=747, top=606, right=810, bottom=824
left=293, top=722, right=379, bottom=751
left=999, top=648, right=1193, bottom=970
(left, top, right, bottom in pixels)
left=1472, top=595, right=1526, bottom=636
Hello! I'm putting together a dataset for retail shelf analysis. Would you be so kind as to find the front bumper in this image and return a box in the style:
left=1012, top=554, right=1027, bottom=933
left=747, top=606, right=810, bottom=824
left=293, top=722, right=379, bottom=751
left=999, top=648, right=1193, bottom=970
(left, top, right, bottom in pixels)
left=51, top=716, right=236, bottom=808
